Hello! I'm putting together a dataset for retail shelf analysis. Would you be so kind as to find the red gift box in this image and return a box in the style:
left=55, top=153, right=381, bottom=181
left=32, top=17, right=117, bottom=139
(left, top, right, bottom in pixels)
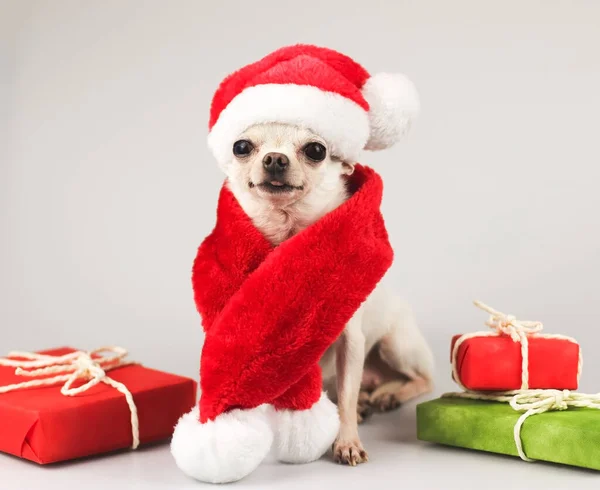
left=0, top=347, right=196, bottom=464
left=451, top=334, right=580, bottom=391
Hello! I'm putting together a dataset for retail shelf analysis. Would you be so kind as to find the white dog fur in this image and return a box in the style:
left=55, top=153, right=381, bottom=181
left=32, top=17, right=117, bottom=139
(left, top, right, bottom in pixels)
left=221, top=122, right=434, bottom=466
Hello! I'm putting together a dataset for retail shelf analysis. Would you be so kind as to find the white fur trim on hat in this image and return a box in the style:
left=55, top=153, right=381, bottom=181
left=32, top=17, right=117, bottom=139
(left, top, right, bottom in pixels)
left=208, top=84, right=370, bottom=165
left=270, top=392, right=340, bottom=464
left=171, top=405, right=273, bottom=483
left=362, top=73, right=420, bottom=151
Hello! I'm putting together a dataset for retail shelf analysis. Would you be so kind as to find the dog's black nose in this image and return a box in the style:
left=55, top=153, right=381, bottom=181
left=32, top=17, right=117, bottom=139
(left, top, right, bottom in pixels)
left=262, top=152, right=289, bottom=174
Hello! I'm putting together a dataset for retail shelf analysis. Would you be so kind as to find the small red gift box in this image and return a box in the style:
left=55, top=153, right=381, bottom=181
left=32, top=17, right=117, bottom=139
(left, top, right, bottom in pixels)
left=451, top=334, right=581, bottom=391
left=0, top=347, right=196, bottom=464
left=450, top=302, right=582, bottom=391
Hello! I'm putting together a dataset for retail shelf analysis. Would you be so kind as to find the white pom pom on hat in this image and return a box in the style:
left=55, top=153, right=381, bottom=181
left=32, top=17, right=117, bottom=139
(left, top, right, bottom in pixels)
left=362, top=72, right=420, bottom=151
left=207, top=44, right=419, bottom=164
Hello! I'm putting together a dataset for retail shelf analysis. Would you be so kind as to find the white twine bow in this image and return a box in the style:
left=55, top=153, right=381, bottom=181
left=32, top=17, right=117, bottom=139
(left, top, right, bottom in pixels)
left=451, top=301, right=581, bottom=391
left=0, top=347, right=140, bottom=449
left=443, top=388, right=600, bottom=462
left=476, top=300, right=544, bottom=342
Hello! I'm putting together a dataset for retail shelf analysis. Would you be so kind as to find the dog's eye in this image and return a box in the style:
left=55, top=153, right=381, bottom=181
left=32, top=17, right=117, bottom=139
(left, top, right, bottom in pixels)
left=233, top=140, right=254, bottom=157
left=302, top=142, right=326, bottom=162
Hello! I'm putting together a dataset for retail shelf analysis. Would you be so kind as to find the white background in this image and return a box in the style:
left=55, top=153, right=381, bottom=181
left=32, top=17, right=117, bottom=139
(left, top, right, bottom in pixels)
left=2, top=1, right=600, bottom=489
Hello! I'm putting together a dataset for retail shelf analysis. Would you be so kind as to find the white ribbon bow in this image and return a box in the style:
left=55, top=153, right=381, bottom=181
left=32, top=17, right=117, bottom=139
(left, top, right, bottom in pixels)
left=510, top=389, right=600, bottom=461
left=510, top=388, right=600, bottom=413
left=0, top=347, right=140, bottom=449
left=475, top=300, right=544, bottom=342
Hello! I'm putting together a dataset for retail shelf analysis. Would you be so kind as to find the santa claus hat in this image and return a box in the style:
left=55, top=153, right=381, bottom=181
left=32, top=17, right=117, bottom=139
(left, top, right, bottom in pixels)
left=207, top=44, right=420, bottom=164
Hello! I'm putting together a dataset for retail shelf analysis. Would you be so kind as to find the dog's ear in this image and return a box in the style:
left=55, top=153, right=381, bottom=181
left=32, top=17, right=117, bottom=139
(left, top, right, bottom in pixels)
left=341, top=161, right=355, bottom=175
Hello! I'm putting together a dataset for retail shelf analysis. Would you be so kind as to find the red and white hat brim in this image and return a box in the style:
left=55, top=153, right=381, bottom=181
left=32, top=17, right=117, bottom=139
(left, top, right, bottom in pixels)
left=207, top=83, right=370, bottom=165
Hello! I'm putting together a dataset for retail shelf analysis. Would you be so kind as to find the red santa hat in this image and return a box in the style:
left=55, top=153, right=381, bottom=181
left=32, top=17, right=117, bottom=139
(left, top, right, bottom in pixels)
left=207, top=44, right=420, bottom=164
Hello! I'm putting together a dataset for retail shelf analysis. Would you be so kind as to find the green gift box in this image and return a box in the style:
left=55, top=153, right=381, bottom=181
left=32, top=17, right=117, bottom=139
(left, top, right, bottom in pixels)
left=417, top=396, right=600, bottom=471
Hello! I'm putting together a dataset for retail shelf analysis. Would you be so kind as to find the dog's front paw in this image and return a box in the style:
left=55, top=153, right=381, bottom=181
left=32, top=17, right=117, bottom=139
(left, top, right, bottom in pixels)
left=332, top=438, right=368, bottom=466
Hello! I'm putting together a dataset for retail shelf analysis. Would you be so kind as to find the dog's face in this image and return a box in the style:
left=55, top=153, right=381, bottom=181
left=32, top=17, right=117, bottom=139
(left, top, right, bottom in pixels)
left=224, top=123, right=354, bottom=208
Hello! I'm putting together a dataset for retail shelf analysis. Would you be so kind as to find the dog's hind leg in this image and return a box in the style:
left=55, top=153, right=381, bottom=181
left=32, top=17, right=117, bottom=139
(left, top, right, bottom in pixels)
left=367, top=302, right=434, bottom=412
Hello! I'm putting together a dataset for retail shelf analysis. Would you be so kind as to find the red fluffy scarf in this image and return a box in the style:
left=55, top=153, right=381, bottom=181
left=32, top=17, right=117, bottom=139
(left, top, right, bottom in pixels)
left=193, top=164, right=393, bottom=423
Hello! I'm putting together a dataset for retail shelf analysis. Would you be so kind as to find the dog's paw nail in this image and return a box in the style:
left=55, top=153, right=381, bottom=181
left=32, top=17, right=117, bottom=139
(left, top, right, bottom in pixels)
left=333, top=440, right=368, bottom=466
left=371, top=392, right=402, bottom=412
left=357, top=396, right=374, bottom=424
left=358, top=391, right=371, bottom=403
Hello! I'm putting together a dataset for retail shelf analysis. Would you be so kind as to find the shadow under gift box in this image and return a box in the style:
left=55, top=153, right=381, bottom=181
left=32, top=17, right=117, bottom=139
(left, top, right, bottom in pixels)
left=0, top=347, right=197, bottom=464
left=451, top=335, right=580, bottom=391
left=417, top=397, right=600, bottom=471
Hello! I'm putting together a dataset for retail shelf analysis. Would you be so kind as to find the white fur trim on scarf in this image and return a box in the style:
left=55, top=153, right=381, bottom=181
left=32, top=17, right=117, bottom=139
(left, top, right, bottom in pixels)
left=208, top=84, right=370, bottom=165
left=170, top=405, right=273, bottom=483
left=270, top=392, right=340, bottom=464
left=362, top=73, right=420, bottom=150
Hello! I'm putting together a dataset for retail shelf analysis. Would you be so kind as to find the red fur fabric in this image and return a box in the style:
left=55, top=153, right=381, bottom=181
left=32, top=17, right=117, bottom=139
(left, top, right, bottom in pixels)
left=193, top=165, right=393, bottom=423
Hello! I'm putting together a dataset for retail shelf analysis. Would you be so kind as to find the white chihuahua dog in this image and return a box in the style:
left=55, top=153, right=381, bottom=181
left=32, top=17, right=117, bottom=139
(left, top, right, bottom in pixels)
left=222, top=122, right=434, bottom=466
